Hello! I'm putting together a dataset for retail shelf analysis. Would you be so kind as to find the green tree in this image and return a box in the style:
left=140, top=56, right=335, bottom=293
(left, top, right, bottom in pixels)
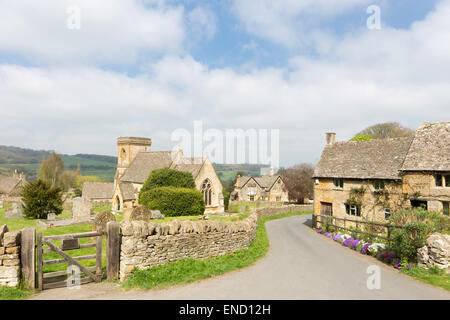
left=355, top=122, right=415, bottom=139
left=59, top=170, right=78, bottom=192
left=139, top=168, right=196, bottom=203
left=22, top=179, right=63, bottom=219
left=281, top=163, right=315, bottom=203
left=38, top=151, right=64, bottom=187
left=349, top=134, right=373, bottom=141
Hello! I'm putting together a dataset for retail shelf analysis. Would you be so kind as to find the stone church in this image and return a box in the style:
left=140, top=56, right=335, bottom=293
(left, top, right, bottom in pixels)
left=112, top=137, right=224, bottom=214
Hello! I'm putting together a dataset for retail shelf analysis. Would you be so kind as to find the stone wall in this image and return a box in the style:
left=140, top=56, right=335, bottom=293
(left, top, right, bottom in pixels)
left=119, top=213, right=258, bottom=281
left=417, top=233, right=450, bottom=273
left=0, top=226, right=21, bottom=287
left=255, top=204, right=312, bottom=218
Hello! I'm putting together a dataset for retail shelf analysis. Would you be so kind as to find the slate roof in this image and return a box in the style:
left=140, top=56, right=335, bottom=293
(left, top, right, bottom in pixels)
left=237, top=175, right=282, bottom=190
left=119, top=183, right=136, bottom=200
left=313, top=137, right=414, bottom=180
left=172, top=157, right=203, bottom=178
left=401, top=122, right=450, bottom=171
left=120, top=151, right=174, bottom=183
left=82, top=182, right=114, bottom=200
left=0, top=175, right=26, bottom=194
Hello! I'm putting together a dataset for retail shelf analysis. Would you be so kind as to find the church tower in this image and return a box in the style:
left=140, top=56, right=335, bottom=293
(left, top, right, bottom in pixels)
left=115, top=137, right=152, bottom=180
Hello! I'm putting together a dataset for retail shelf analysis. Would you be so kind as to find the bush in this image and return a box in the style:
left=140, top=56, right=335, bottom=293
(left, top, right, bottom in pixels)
left=22, top=179, right=63, bottom=219
left=140, top=186, right=205, bottom=217
left=138, top=168, right=196, bottom=203
left=389, top=208, right=448, bottom=261
left=349, top=134, right=373, bottom=141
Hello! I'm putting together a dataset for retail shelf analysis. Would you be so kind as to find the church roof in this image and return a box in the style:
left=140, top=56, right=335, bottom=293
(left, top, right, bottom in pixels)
left=172, top=157, right=204, bottom=178
left=82, top=182, right=114, bottom=200
left=119, top=183, right=136, bottom=200
left=120, top=151, right=174, bottom=184
left=313, top=137, right=413, bottom=180
left=401, top=122, right=450, bottom=171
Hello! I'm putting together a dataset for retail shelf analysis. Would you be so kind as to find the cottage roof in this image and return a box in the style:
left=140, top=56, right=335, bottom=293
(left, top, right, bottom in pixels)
left=401, top=122, right=450, bottom=171
left=120, top=151, right=174, bottom=183
left=119, top=183, right=136, bottom=200
left=0, top=174, right=25, bottom=194
left=238, top=175, right=282, bottom=190
left=82, top=182, right=114, bottom=200
left=313, top=137, right=413, bottom=180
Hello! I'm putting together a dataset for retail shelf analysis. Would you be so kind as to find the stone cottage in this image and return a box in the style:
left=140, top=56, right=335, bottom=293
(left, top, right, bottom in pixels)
left=231, top=169, right=289, bottom=203
left=112, top=137, right=224, bottom=214
left=313, top=121, right=450, bottom=222
left=82, top=182, right=114, bottom=205
left=0, top=171, right=27, bottom=200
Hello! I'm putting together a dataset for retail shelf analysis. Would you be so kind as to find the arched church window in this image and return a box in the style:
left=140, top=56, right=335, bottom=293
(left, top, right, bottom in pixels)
left=201, top=179, right=212, bottom=206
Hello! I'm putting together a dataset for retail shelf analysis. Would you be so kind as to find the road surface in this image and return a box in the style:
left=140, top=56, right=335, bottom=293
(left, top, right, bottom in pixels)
left=29, top=214, right=450, bottom=300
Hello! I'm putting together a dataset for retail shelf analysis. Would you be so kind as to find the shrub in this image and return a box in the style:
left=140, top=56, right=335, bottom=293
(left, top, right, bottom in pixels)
left=22, top=179, right=63, bottom=219
left=139, top=186, right=205, bottom=217
left=349, top=135, right=373, bottom=141
left=139, top=168, right=196, bottom=203
left=389, top=208, right=448, bottom=261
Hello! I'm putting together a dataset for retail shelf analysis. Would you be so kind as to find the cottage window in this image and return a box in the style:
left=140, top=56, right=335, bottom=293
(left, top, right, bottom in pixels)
left=445, top=175, right=450, bottom=188
left=249, top=195, right=255, bottom=201
left=443, top=202, right=449, bottom=216
left=276, top=196, right=281, bottom=202
left=384, top=208, right=391, bottom=220
left=435, top=174, right=443, bottom=187
left=345, top=203, right=361, bottom=217
left=373, top=180, right=385, bottom=190
left=333, top=178, right=344, bottom=189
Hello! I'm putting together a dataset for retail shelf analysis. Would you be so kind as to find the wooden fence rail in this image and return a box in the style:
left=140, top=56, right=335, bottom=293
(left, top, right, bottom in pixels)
left=312, top=214, right=403, bottom=248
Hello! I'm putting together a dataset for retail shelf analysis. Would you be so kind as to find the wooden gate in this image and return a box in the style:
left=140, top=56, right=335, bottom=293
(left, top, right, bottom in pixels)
left=36, top=231, right=103, bottom=290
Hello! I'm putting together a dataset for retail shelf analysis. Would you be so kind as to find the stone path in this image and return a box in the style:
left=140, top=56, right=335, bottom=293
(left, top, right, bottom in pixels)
left=29, top=214, right=450, bottom=300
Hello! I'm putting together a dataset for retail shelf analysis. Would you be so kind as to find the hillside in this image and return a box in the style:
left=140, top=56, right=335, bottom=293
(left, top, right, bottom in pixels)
left=0, top=145, right=267, bottom=183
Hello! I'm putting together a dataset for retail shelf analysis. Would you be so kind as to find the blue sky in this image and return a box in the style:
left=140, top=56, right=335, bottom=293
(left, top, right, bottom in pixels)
left=0, top=0, right=448, bottom=168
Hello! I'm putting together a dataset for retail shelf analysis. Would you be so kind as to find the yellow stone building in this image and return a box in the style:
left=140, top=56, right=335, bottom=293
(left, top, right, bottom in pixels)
left=313, top=122, right=450, bottom=222
left=112, top=137, right=224, bottom=214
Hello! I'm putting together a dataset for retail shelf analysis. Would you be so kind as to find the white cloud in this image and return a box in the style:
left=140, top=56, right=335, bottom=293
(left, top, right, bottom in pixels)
left=232, top=0, right=374, bottom=47
left=1, top=1, right=450, bottom=166
left=187, top=7, right=217, bottom=41
left=0, top=0, right=185, bottom=65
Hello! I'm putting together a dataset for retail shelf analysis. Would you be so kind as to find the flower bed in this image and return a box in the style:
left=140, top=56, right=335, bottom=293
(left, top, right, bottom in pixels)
left=315, top=229, right=415, bottom=271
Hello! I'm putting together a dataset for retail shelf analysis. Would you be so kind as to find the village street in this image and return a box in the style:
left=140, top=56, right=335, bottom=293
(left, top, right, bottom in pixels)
left=29, top=214, right=450, bottom=300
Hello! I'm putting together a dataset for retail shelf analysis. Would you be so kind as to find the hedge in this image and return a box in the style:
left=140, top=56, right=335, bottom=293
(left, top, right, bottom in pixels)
left=138, top=168, right=196, bottom=203
left=140, top=186, right=205, bottom=217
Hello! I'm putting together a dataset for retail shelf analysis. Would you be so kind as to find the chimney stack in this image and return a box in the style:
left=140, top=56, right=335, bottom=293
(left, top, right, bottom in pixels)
left=326, top=132, right=336, bottom=146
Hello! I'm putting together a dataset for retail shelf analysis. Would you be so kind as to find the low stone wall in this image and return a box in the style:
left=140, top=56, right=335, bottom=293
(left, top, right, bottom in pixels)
left=0, top=226, right=21, bottom=287
left=119, top=213, right=258, bottom=281
left=417, top=233, right=450, bottom=273
left=255, top=204, right=312, bottom=218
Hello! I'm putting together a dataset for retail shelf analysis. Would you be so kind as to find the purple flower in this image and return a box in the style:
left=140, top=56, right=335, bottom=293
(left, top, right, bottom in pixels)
left=317, top=229, right=323, bottom=233
left=332, top=234, right=342, bottom=241
left=343, top=237, right=354, bottom=247
left=324, top=232, right=332, bottom=238
left=361, top=243, right=372, bottom=255
left=351, top=239, right=361, bottom=249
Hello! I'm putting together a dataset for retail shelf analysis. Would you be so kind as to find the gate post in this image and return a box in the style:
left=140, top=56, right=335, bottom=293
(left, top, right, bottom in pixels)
left=21, top=227, right=36, bottom=289
left=106, top=221, right=120, bottom=280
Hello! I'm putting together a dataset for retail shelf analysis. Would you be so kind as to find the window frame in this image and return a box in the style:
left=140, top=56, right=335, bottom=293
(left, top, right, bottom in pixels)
left=373, top=180, right=385, bottom=191
left=384, top=208, right=391, bottom=220
left=333, top=178, right=344, bottom=189
left=435, top=174, right=443, bottom=187
left=345, top=203, right=361, bottom=217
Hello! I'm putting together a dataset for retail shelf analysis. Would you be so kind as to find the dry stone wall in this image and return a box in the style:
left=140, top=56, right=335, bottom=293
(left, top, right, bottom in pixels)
left=119, top=213, right=258, bottom=281
left=255, top=204, right=312, bottom=218
left=0, top=226, right=21, bottom=287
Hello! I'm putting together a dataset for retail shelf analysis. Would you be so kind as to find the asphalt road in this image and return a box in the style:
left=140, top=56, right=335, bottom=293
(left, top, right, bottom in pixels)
left=29, top=214, right=450, bottom=300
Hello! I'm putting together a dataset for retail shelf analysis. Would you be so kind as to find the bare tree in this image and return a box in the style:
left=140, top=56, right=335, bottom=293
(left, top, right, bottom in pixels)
left=279, top=164, right=315, bottom=203
left=355, top=122, right=415, bottom=139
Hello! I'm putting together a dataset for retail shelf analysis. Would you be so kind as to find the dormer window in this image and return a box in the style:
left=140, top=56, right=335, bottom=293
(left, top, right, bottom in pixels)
left=435, top=174, right=443, bottom=187
left=373, top=180, right=385, bottom=191
left=333, top=178, right=344, bottom=189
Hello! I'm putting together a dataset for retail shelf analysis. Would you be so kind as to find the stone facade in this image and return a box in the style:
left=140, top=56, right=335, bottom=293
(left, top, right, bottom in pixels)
left=232, top=174, right=289, bottom=203
left=314, top=122, right=450, bottom=223
left=417, top=233, right=450, bottom=273
left=0, top=226, right=21, bottom=287
left=119, top=213, right=258, bottom=281
left=255, top=204, right=312, bottom=218
left=112, top=137, right=224, bottom=214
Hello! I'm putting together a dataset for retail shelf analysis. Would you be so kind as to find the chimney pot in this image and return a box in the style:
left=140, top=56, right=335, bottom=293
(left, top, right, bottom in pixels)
left=326, top=132, right=336, bottom=145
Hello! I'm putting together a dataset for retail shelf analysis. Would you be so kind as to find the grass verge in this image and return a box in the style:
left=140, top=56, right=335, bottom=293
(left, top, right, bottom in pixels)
left=400, top=265, right=450, bottom=291
left=0, top=284, right=34, bottom=300
left=123, top=210, right=312, bottom=290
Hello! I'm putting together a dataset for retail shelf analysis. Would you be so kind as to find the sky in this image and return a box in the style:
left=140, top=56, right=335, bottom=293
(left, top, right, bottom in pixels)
left=0, top=0, right=449, bottom=168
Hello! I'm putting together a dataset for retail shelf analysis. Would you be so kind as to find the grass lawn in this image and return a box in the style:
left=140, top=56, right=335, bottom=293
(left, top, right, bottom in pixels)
left=0, top=285, right=33, bottom=300
left=400, top=265, right=450, bottom=291
left=123, top=210, right=312, bottom=290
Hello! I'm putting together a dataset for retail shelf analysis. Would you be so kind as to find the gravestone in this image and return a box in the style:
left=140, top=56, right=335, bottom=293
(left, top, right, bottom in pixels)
left=240, top=206, right=246, bottom=213
left=129, top=205, right=151, bottom=222
left=72, top=197, right=92, bottom=223
left=150, top=210, right=165, bottom=220
left=93, top=210, right=116, bottom=234
left=5, top=203, right=24, bottom=219
left=47, top=213, right=56, bottom=221
left=0, top=201, right=3, bottom=209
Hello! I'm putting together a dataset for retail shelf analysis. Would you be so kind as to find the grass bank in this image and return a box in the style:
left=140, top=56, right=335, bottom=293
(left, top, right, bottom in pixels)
left=123, top=210, right=312, bottom=290
left=400, top=265, right=450, bottom=291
